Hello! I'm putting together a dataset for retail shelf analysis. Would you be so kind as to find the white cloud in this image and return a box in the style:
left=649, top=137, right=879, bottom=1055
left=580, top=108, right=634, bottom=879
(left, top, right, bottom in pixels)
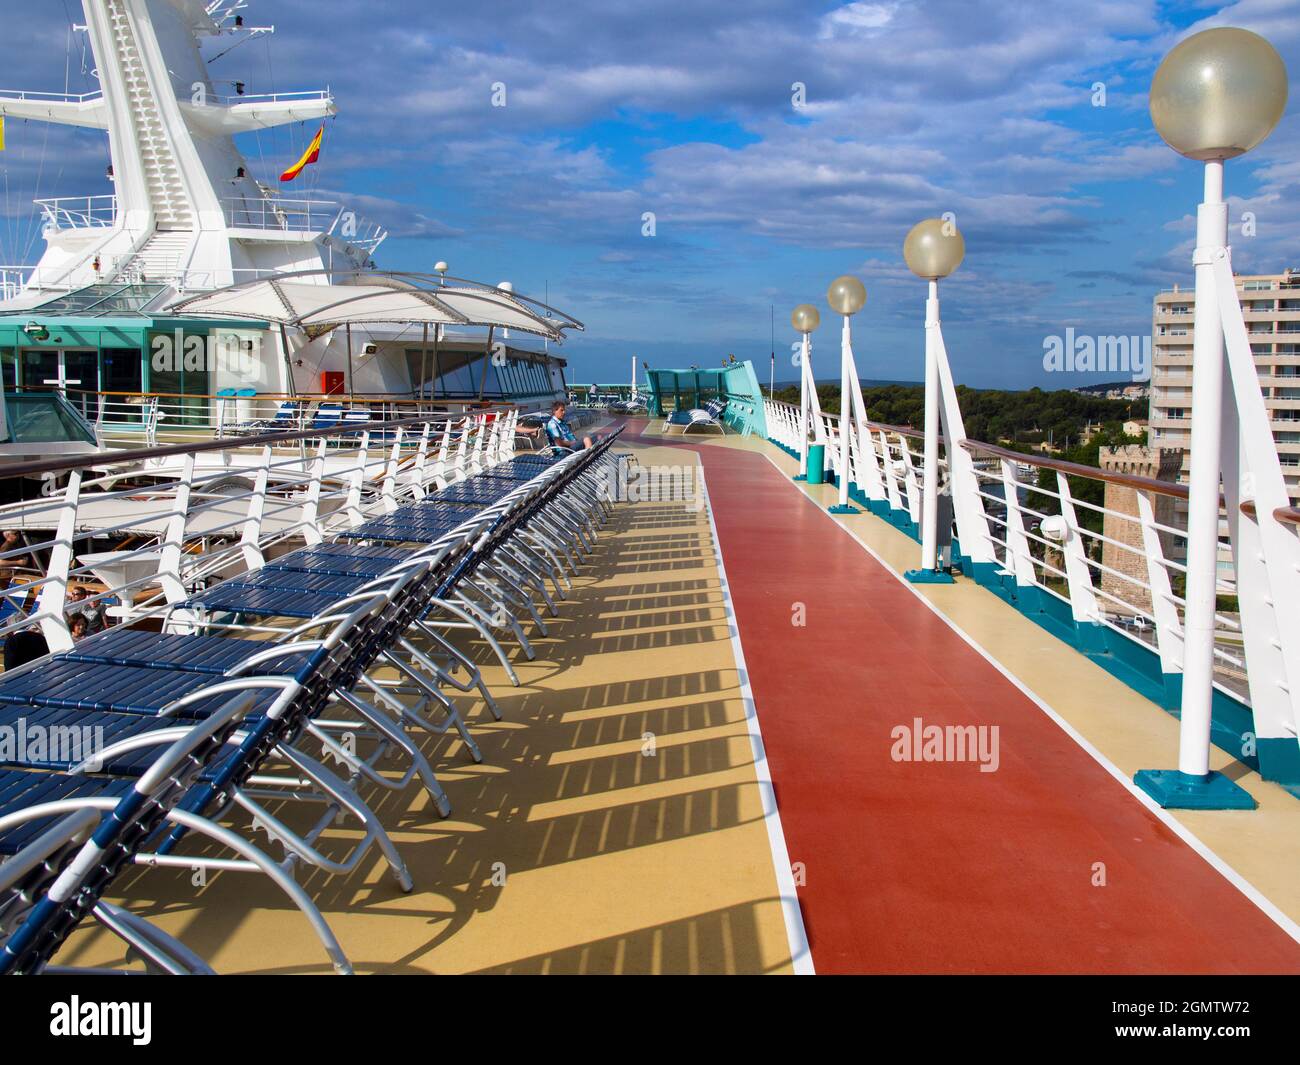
left=3, top=0, right=1295, bottom=383
left=819, top=2, right=903, bottom=39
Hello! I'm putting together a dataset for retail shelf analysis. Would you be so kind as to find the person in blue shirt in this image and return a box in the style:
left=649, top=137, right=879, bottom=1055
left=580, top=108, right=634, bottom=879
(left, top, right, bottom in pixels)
left=543, top=400, right=597, bottom=452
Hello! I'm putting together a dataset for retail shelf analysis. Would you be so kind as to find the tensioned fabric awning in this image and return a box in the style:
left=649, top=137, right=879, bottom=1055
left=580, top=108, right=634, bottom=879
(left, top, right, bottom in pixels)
left=168, top=270, right=582, bottom=341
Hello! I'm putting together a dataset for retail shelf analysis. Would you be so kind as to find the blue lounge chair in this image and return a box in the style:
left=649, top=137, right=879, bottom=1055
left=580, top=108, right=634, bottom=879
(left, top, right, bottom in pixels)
left=308, top=402, right=343, bottom=431
left=0, top=429, right=627, bottom=974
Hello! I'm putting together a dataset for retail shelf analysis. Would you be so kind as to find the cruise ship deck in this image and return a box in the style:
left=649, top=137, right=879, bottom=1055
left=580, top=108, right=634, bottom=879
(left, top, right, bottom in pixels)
left=42, top=418, right=1300, bottom=975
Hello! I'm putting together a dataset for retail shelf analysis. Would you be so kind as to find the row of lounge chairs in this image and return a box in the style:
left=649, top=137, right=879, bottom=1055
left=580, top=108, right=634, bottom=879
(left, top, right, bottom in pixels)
left=216, top=394, right=530, bottom=443
left=662, top=397, right=728, bottom=435
left=217, top=396, right=411, bottom=438
left=0, top=427, right=624, bottom=974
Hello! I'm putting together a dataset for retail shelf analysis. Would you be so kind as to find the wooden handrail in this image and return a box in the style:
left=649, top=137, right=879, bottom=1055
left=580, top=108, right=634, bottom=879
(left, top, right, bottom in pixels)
left=46, top=387, right=512, bottom=407
left=792, top=403, right=926, bottom=441
left=962, top=439, right=1190, bottom=499
left=0, top=412, right=465, bottom=481
left=769, top=396, right=1192, bottom=498
left=1242, top=500, right=1300, bottom=526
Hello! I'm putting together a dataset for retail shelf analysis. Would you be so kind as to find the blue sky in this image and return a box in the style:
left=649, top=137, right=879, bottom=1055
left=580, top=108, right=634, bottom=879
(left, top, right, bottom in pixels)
left=2, top=0, right=1298, bottom=388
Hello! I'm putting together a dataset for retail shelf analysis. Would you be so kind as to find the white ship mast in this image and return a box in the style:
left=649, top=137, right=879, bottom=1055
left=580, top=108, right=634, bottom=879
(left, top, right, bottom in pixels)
left=0, top=0, right=385, bottom=306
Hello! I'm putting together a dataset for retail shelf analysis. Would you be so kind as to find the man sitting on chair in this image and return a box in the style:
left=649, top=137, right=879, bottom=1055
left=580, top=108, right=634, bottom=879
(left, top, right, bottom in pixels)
left=541, top=400, right=596, bottom=452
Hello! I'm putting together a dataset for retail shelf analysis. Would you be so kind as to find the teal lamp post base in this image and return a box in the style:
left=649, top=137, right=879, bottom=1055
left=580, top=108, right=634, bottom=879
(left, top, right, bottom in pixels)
left=793, top=474, right=807, bottom=481
left=828, top=503, right=859, bottom=514
left=904, top=568, right=955, bottom=585
left=1133, top=769, right=1256, bottom=810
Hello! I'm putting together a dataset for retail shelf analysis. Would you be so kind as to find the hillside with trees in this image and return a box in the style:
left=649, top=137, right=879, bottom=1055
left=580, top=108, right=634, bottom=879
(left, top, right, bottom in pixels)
left=773, top=382, right=1143, bottom=451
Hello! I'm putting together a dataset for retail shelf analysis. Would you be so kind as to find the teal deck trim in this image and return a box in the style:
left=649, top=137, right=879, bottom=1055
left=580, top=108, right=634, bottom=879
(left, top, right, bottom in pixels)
left=1133, top=769, right=1257, bottom=810
left=0, top=314, right=271, bottom=349
left=647, top=361, right=767, bottom=438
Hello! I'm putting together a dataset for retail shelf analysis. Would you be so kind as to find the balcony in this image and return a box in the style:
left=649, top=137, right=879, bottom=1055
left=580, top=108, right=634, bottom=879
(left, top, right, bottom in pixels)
left=222, top=196, right=387, bottom=253
left=209, top=89, right=333, bottom=109
left=26, top=193, right=388, bottom=255
left=36, top=195, right=118, bottom=232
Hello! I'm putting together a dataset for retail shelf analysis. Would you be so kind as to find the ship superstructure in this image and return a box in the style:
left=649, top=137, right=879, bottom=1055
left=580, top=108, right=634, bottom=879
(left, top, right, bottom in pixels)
left=0, top=0, right=376, bottom=300
left=0, top=1, right=575, bottom=410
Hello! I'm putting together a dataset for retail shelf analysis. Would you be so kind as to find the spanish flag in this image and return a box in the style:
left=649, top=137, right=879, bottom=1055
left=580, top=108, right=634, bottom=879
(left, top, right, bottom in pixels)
left=279, top=125, right=323, bottom=182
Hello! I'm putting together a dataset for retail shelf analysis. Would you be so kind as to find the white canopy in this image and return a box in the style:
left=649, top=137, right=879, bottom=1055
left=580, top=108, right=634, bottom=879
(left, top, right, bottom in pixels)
left=169, top=271, right=581, bottom=341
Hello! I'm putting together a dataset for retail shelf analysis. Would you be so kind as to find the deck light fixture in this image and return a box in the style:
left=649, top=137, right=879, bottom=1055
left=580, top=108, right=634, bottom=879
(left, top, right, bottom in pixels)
left=903, top=218, right=964, bottom=282
left=791, top=304, right=822, bottom=480
left=1039, top=515, right=1068, bottom=542
left=826, top=276, right=867, bottom=513
left=826, top=275, right=866, bottom=317
left=903, top=218, right=965, bottom=585
left=1150, top=28, right=1286, bottom=161
left=1137, top=27, right=1289, bottom=810
left=791, top=305, right=819, bottom=335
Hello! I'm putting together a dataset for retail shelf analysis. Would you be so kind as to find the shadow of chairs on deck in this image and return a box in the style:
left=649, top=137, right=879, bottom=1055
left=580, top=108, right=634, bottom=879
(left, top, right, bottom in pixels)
left=48, top=484, right=776, bottom=973
left=51, top=658, right=771, bottom=973
left=470, top=898, right=795, bottom=974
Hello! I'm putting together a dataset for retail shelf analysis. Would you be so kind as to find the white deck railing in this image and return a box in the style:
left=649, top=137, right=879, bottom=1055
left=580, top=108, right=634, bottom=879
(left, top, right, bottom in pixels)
left=222, top=196, right=387, bottom=252
left=17, top=192, right=387, bottom=255
left=762, top=397, right=1300, bottom=719
left=0, top=407, right=522, bottom=654
left=212, top=89, right=334, bottom=108
left=67, top=391, right=515, bottom=450
left=34, top=195, right=119, bottom=231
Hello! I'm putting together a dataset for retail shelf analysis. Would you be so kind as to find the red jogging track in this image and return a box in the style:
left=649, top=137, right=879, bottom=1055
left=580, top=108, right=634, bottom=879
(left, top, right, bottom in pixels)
left=630, top=421, right=1300, bottom=974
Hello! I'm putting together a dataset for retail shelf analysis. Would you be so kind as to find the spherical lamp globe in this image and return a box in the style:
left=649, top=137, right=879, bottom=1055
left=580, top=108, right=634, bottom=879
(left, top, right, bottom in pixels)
left=903, top=218, right=965, bottom=280
left=791, top=304, right=820, bottom=334
left=827, top=275, right=867, bottom=316
left=1149, top=27, right=1288, bottom=160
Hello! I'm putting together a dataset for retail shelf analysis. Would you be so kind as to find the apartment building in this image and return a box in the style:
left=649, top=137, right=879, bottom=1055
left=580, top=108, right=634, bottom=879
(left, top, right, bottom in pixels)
left=1149, top=269, right=1300, bottom=569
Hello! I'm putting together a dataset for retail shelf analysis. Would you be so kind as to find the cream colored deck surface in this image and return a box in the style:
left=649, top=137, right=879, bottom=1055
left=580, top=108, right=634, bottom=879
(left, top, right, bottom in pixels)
left=671, top=424, right=1300, bottom=929
left=52, top=440, right=795, bottom=974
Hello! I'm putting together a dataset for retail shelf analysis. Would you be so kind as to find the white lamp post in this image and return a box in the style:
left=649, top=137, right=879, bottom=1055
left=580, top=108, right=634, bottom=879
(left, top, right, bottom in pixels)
left=1135, top=27, right=1288, bottom=810
left=827, top=275, right=867, bottom=513
left=902, top=217, right=965, bottom=584
left=791, top=303, right=821, bottom=480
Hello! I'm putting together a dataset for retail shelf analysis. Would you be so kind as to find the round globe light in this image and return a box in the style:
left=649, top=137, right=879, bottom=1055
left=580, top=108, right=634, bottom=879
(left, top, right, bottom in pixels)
left=827, top=275, right=867, bottom=316
left=903, top=218, right=965, bottom=280
left=498, top=281, right=514, bottom=292
left=1040, top=514, right=1069, bottom=542
left=434, top=261, right=449, bottom=273
left=1149, top=27, right=1288, bottom=160
left=791, top=304, right=820, bottom=334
